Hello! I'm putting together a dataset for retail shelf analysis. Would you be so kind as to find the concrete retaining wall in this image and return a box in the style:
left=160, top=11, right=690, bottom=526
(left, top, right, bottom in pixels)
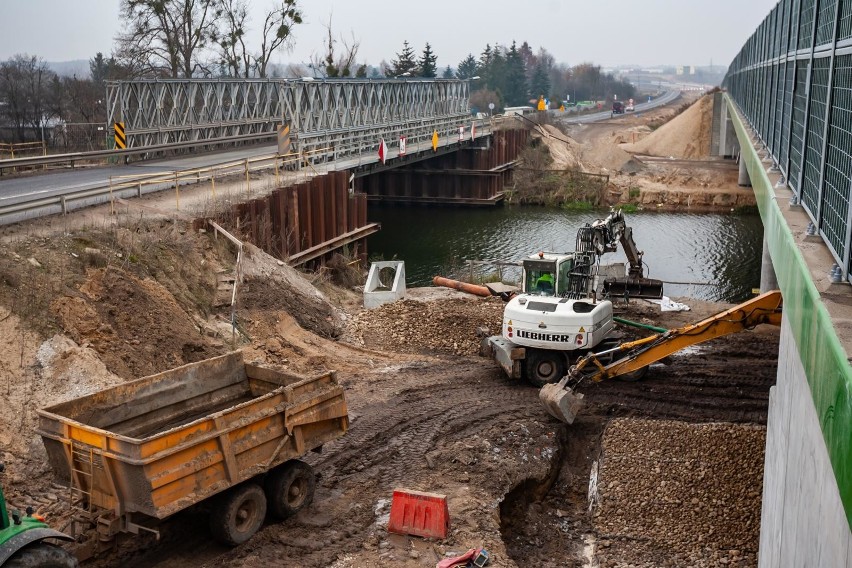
left=759, top=316, right=852, bottom=567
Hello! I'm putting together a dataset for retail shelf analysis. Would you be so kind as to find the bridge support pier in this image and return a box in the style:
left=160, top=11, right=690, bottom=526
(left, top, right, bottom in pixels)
left=760, top=233, right=778, bottom=293
left=738, top=155, right=752, bottom=187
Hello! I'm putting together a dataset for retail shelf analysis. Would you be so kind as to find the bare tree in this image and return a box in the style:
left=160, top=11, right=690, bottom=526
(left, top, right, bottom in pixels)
left=0, top=55, right=56, bottom=142
left=116, top=0, right=222, bottom=77
left=255, top=0, right=302, bottom=78
left=308, top=17, right=365, bottom=78
left=217, top=0, right=302, bottom=78
left=217, top=0, right=252, bottom=77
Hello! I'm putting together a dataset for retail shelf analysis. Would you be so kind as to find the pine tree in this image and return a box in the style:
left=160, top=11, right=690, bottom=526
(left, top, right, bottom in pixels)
left=390, top=40, right=418, bottom=76
left=478, top=44, right=493, bottom=85
left=504, top=41, right=528, bottom=106
left=419, top=43, right=438, bottom=78
left=442, top=65, right=454, bottom=79
left=530, top=62, right=551, bottom=102
left=487, top=46, right=507, bottom=95
left=456, top=54, right=477, bottom=79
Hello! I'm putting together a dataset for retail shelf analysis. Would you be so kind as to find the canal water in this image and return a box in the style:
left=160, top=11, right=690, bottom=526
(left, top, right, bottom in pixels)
left=367, top=206, right=764, bottom=303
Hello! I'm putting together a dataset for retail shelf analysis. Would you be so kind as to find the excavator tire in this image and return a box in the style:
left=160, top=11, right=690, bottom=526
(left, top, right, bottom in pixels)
left=618, top=365, right=650, bottom=382
left=524, top=349, right=567, bottom=387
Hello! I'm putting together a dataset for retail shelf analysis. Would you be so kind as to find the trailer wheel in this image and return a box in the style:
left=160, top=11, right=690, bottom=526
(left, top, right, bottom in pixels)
left=265, top=460, right=316, bottom=519
left=5, top=542, right=78, bottom=568
left=524, top=349, right=566, bottom=387
left=209, top=483, right=267, bottom=546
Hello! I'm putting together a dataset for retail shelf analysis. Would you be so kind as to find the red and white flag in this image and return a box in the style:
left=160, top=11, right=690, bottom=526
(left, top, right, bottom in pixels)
left=378, top=138, right=388, bottom=164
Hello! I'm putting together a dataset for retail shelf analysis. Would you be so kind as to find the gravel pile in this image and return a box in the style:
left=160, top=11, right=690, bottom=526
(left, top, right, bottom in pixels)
left=347, top=296, right=504, bottom=356
left=594, top=418, right=765, bottom=567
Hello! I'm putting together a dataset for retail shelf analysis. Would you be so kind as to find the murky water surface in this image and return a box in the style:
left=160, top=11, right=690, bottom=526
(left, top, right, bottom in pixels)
left=368, top=206, right=763, bottom=302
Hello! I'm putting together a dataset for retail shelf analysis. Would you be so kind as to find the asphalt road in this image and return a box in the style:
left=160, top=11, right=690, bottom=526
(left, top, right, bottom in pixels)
left=559, top=89, right=682, bottom=123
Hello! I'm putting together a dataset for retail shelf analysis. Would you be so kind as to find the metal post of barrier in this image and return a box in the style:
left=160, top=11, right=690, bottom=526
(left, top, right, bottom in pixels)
left=274, top=157, right=280, bottom=187
left=109, top=178, right=115, bottom=215
left=211, top=168, right=217, bottom=200
left=174, top=171, right=180, bottom=210
left=244, top=158, right=250, bottom=195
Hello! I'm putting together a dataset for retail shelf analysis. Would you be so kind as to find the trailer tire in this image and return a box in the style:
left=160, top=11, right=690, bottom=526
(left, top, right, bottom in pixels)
left=209, top=483, right=267, bottom=546
left=524, top=349, right=567, bottom=387
left=265, top=460, right=316, bottom=519
left=5, top=542, right=78, bottom=568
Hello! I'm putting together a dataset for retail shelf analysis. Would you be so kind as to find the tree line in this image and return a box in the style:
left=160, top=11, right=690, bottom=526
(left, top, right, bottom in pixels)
left=0, top=0, right=636, bottom=144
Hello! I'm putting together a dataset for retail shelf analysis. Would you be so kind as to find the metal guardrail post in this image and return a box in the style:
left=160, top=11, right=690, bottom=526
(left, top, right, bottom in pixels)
left=174, top=171, right=180, bottom=210
left=813, top=0, right=842, bottom=230
left=244, top=159, right=250, bottom=195
left=793, top=1, right=821, bottom=199
left=274, top=158, right=280, bottom=187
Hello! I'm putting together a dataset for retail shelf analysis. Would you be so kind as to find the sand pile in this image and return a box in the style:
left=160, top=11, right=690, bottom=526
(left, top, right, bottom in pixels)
left=531, top=123, right=585, bottom=170
left=622, top=95, right=714, bottom=159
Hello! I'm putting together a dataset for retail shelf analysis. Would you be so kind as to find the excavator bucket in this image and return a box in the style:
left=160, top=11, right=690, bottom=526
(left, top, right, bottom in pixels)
left=538, top=383, right=585, bottom=424
left=604, top=277, right=664, bottom=300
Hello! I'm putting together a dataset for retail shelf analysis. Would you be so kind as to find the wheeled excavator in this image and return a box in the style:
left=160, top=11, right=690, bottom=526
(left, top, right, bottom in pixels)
left=481, top=208, right=664, bottom=386
left=538, top=290, right=783, bottom=424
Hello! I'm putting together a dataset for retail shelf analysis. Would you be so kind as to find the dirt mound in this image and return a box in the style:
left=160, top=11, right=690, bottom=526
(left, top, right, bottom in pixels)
left=588, top=135, right=634, bottom=172
left=622, top=95, right=714, bottom=159
left=531, top=123, right=585, bottom=170
left=593, top=418, right=764, bottom=567
left=347, top=295, right=504, bottom=356
left=239, top=243, right=343, bottom=339
left=51, top=267, right=224, bottom=379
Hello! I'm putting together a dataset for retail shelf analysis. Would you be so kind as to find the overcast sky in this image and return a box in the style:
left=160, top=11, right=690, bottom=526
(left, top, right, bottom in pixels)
left=0, top=0, right=779, bottom=70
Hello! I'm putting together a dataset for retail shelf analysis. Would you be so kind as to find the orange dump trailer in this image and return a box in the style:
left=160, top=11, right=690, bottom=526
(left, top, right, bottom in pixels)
left=36, top=351, right=348, bottom=553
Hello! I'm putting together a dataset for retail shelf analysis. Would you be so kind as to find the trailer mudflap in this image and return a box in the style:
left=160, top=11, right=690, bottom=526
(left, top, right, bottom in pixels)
left=481, top=336, right=525, bottom=379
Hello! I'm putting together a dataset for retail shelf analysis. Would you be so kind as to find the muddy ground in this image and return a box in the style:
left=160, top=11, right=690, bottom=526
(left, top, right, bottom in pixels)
left=0, top=94, right=779, bottom=567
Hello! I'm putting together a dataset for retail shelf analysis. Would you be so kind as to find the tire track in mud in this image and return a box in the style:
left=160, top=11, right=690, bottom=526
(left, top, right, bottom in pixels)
left=87, top=325, right=779, bottom=567
left=109, top=361, right=543, bottom=568
left=316, top=364, right=536, bottom=488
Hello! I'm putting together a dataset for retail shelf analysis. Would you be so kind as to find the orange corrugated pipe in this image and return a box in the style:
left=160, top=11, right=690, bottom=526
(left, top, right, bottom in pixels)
left=432, top=276, right=492, bottom=297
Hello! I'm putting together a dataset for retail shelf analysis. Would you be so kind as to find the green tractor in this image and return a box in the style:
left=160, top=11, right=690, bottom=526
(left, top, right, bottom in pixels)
left=0, top=464, right=77, bottom=567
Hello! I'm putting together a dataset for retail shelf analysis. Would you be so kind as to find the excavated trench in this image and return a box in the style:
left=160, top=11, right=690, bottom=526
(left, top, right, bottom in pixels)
left=499, top=419, right=605, bottom=567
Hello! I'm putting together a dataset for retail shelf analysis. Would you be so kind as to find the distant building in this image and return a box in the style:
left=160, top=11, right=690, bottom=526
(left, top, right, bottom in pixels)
left=676, top=66, right=685, bottom=75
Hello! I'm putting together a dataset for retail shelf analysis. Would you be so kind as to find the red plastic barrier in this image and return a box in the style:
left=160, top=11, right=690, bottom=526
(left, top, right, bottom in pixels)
left=387, top=488, right=450, bottom=539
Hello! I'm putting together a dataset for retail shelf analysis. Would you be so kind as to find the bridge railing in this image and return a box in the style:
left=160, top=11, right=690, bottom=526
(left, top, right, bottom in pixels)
left=724, top=0, right=852, bottom=279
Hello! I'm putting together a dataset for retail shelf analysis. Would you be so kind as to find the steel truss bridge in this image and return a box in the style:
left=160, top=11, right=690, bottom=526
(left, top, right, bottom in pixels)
left=106, top=78, right=475, bottom=162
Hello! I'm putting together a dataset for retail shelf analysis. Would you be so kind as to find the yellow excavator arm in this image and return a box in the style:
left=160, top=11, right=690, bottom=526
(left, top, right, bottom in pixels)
left=540, top=290, right=783, bottom=423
